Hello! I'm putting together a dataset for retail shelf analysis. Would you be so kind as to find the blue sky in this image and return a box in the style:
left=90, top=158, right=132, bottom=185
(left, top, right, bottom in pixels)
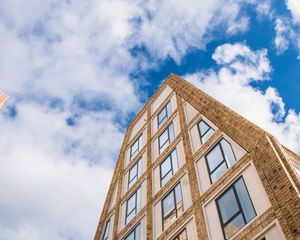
left=0, top=0, right=299, bottom=240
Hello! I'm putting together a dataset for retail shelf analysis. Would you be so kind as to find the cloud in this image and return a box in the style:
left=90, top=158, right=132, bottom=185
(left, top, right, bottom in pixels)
left=184, top=42, right=300, bottom=153
left=286, top=0, right=300, bottom=24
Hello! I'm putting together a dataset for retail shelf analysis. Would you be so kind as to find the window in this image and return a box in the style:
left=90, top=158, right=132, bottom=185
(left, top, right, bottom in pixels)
left=158, top=101, right=172, bottom=128
left=160, top=149, right=179, bottom=187
left=216, top=177, right=256, bottom=239
left=159, top=123, right=175, bottom=153
left=173, top=228, right=188, bottom=240
left=128, top=158, right=142, bottom=189
left=130, top=135, right=143, bottom=160
left=205, top=138, right=236, bottom=183
left=124, top=224, right=141, bottom=240
left=125, top=187, right=141, bottom=224
left=162, top=183, right=183, bottom=230
left=292, top=163, right=300, bottom=177
left=198, top=119, right=215, bottom=144
left=102, top=219, right=110, bottom=240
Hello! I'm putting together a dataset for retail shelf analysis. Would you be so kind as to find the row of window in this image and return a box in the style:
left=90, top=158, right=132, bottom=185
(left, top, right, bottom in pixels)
left=101, top=175, right=256, bottom=240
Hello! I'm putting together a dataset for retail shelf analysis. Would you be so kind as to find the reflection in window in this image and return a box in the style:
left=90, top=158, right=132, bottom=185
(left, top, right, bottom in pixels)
left=158, top=101, right=172, bottom=128
left=205, top=138, right=236, bottom=183
left=160, top=149, right=179, bottom=186
left=128, top=158, right=142, bottom=189
left=124, top=224, right=141, bottom=240
left=159, top=123, right=175, bottom=153
left=216, top=177, right=256, bottom=239
left=102, top=219, right=110, bottom=240
left=173, top=228, right=188, bottom=240
left=125, top=188, right=141, bottom=224
left=130, top=135, right=143, bottom=160
left=198, top=119, right=215, bottom=144
left=162, top=183, right=183, bottom=230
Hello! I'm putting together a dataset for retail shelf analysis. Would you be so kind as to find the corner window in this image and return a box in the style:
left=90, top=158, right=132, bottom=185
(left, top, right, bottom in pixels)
left=159, top=123, right=175, bottom=153
left=125, top=187, right=141, bottom=224
left=128, top=159, right=142, bottom=189
left=130, top=135, right=143, bottom=160
left=158, top=101, right=172, bottom=128
left=198, top=119, right=215, bottom=144
left=173, top=228, right=188, bottom=240
left=162, top=183, right=183, bottom=230
left=160, top=149, right=179, bottom=187
left=292, top=162, right=300, bottom=177
left=124, top=224, right=141, bottom=240
left=102, top=219, right=110, bottom=240
left=216, top=177, right=256, bottom=239
left=205, top=138, right=236, bottom=183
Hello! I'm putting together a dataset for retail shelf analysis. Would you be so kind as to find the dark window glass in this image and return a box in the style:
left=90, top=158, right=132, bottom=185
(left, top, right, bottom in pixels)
left=160, top=149, right=179, bottom=186
left=205, top=138, right=236, bottom=183
left=125, top=188, right=141, bottom=224
left=124, top=224, right=141, bottom=240
left=128, top=159, right=142, bottom=189
left=158, top=102, right=172, bottom=128
left=162, top=183, right=183, bottom=230
left=159, top=123, right=175, bottom=153
left=130, top=135, right=143, bottom=159
left=102, top=219, right=110, bottom=240
left=198, top=120, right=215, bottom=144
left=173, top=228, right=188, bottom=240
left=216, top=177, right=256, bottom=239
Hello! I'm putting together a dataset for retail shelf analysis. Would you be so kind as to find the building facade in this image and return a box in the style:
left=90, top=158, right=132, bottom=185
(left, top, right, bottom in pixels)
left=94, top=74, right=300, bottom=240
left=0, top=92, right=8, bottom=110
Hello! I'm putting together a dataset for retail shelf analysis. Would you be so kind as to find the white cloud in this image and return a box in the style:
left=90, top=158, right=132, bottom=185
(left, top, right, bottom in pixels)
left=286, top=0, right=300, bottom=24
left=184, top=43, right=300, bottom=154
left=274, top=18, right=290, bottom=54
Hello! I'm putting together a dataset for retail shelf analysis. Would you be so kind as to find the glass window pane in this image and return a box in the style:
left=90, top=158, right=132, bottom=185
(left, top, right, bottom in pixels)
left=169, top=123, right=175, bottom=140
left=129, top=164, right=138, bottom=181
left=136, top=188, right=141, bottom=212
left=127, top=194, right=136, bottom=214
left=126, top=211, right=135, bottom=224
left=174, top=184, right=182, bottom=202
left=218, top=188, right=239, bottom=223
left=166, top=102, right=172, bottom=116
left=224, top=213, right=245, bottom=239
left=161, top=156, right=172, bottom=177
left=221, top=139, right=236, bottom=167
left=199, top=120, right=209, bottom=135
left=201, top=128, right=215, bottom=144
left=135, top=224, right=141, bottom=240
left=235, top=178, right=256, bottom=223
left=161, top=171, right=173, bottom=186
left=159, top=130, right=169, bottom=148
left=102, top=220, right=110, bottom=240
left=163, top=191, right=175, bottom=217
left=211, top=162, right=228, bottom=183
left=294, top=164, right=300, bottom=177
left=206, top=144, right=224, bottom=172
left=171, top=149, right=179, bottom=172
left=158, top=108, right=167, bottom=123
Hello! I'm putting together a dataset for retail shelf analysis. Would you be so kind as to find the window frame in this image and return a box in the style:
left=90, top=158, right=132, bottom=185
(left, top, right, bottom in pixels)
left=205, top=138, right=237, bottom=184
left=158, top=123, right=175, bottom=154
left=172, top=228, right=188, bottom=240
left=197, top=119, right=215, bottom=144
left=128, top=158, right=142, bottom=189
left=157, top=101, right=172, bottom=129
left=215, top=176, right=257, bottom=240
left=102, top=219, right=110, bottom=240
left=130, top=134, right=142, bottom=160
left=161, top=183, right=183, bottom=231
left=159, top=148, right=179, bottom=187
left=124, top=223, right=141, bottom=240
left=125, top=187, right=141, bottom=224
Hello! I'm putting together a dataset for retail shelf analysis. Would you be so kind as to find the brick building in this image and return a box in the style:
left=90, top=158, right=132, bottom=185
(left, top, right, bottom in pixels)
left=94, top=74, right=300, bottom=240
left=0, top=92, right=8, bottom=110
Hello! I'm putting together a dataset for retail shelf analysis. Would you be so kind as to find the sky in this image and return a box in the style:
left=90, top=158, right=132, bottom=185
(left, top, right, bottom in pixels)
left=0, top=0, right=299, bottom=240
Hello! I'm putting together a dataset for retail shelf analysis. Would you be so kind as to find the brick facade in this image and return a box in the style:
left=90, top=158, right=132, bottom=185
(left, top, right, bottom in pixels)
left=94, top=74, right=300, bottom=240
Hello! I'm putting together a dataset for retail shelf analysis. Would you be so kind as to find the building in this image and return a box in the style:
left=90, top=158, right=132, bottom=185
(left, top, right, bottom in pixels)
left=0, top=92, right=8, bottom=110
left=94, top=74, right=300, bottom=240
